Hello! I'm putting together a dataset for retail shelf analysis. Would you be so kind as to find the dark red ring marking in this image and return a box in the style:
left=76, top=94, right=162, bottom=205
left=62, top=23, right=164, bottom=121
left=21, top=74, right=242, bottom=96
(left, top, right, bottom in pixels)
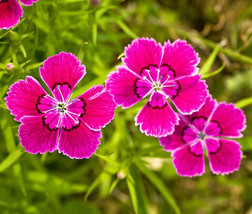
left=35, top=94, right=47, bottom=114
left=160, top=64, right=176, bottom=78
left=133, top=78, right=142, bottom=98
left=187, top=146, right=202, bottom=157
left=209, top=140, right=222, bottom=155
left=52, top=82, right=71, bottom=91
left=170, top=81, right=181, bottom=100
left=147, top=101, right=167, bottom=109
left=139, top=64, right=158, bottom=76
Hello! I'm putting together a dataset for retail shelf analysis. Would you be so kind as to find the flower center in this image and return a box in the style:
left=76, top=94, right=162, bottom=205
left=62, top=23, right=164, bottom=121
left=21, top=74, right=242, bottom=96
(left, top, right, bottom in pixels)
left=36, top=83, right=86, bottom=131
left=133, top=64, right=182, bottom=100
left=197, top=132, right=206, bottom=140
left=57, top=102, right=67, bottom=113
left=152, top=82, right=162, bottom=92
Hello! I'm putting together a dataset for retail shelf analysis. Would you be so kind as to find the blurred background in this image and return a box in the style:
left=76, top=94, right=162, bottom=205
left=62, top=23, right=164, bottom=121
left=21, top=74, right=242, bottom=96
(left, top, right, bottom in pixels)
left=0, top=0, right=252, bottom=213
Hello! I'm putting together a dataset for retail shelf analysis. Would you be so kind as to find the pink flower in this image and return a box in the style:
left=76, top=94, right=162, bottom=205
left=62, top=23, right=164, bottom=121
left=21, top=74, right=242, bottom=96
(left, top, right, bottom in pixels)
left=159, top=96, right=246, bottom=177
left=5, top=52, right=116, bottom=159
left=106, top=38, right=208, bottom=137
left=0, top=0, right=38, bottom=30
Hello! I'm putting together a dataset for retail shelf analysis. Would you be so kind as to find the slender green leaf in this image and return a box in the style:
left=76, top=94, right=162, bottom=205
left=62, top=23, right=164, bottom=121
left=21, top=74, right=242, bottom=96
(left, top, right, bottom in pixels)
left=201, top=64, right=225, bottom=79
left=0, top=148, right=24, bottom=173
left=199, top=45, right=220, bottom=75
left=235, top=96, right=252, bottom=108
left=126, top=164, right=149, bottom=214
left=109, top=178, right=120, bottom=193
left=20, top=59, right=31, bottom=68
left=1, top=114, right=16, bottom=151
left=84, top=173, right=103, bottom=201
left=77, top=42, right=88, bottom=64
left=25, top=62, right=43, bottom=70
left=116, top=20, right=138, bottom=39
left=92, top=24, right=98, bottom=45
left=136, top=162, right=181, bottom=214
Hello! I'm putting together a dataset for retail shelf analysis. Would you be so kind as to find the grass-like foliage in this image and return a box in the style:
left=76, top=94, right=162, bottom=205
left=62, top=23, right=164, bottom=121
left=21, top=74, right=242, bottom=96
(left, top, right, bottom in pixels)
left=0, top=0, right=252, bottom=213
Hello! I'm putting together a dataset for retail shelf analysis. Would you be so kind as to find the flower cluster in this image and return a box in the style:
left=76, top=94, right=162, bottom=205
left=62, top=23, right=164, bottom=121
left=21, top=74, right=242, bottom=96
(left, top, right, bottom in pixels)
left=105, top=37, right=246, bottom=176
left=4, top=37, right=246, bottom=177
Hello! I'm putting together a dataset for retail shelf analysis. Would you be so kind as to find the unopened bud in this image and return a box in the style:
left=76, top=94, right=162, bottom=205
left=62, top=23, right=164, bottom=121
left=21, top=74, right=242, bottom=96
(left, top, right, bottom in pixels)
left=90, top=0, right=101, bottom=6
left=6, top=63, right=22, bottom=74
left=117, top=170, right=126, bottom=179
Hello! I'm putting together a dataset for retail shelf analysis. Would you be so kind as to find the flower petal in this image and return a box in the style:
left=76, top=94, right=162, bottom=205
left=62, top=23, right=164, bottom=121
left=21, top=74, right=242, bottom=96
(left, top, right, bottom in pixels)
left=5, top=76, right=47, bottom=122
left=19, top=0, right=38, bottom=6
left=19, top=115, right=59, bottom=154
left=172, top=142, right=205, bottom=177
left=206, top=139, right=242, bottom=175
left=78, top=85, right=116, bottom=131
left=58, top=122, right=102, bottom=159
left=210, top=102, right=246, bottom=138
left=135, top=92, right=179, bottom=137
left=39, top=52, right=86, bottom=94
left=193, top=96, right=216, bottom=118
left=122, top=38, right=163, bottom=75
left=159, top=117, right=188, bottom=151
left=171, top=75, right=208, bottom=114
left=161, top=39, right=200, bottom=77
left=205, top=121, right=222, bottom=137
left=0, top=0, right=23, bottom=30
left=106, top=66, right=143, bottom=108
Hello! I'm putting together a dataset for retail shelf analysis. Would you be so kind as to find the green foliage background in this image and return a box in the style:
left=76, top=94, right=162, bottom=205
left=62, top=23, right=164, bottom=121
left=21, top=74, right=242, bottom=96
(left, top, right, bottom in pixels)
left=0, top=0, right=252, bottom=213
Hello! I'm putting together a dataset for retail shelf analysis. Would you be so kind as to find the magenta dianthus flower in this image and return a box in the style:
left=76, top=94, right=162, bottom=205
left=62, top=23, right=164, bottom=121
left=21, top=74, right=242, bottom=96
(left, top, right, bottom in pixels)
left=5, top=52, right=116, bottom=159
left=106, top=38, right=208, bottom=137
left=0, top=0, right=38, bottom=30
left=159, top=96, right=246, bottom=177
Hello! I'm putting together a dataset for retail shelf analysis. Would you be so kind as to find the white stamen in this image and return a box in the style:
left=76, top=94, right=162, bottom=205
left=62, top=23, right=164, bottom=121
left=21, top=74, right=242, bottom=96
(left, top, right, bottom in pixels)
left=66, top=93, right=73, bottom=105
left=161, top=75, right=170, bottom=87
left=142, top=88, right=154, bottom=99
left=67, top=110, right=81, bottom=116
left=57, top=85, right=65, bottom=102
left=157, top=90, right=169, bottom=99
left=146, top=70, right=156, bottom=84
left=156, top=68, right=160, bottom=83
left=43, top=107, right=57, bottom=114
left=56, top=114, right=63, bottom=128
left=65, top=111, right=79, bottom=124
left=143, top=75, right=153, bottom=85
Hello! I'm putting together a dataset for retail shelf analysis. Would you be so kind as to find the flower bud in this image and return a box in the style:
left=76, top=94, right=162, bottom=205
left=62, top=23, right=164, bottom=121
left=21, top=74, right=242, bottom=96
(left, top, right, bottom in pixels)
left=90, top=0, right=101, bottom=6
left=6, top=63, right=22, bottom=74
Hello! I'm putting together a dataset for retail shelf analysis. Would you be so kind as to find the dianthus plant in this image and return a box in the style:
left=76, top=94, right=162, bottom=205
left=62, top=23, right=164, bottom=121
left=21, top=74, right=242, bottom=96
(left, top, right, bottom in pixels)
left=159, top=96, right=246, bottom=176
left=106, top=38, right=208, bottom=137
left=5, top=52, right=116, bottom=159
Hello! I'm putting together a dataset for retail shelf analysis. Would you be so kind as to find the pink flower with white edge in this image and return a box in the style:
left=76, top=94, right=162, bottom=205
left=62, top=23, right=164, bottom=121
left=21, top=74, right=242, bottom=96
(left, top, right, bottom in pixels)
left=0, top=0, right=38, bottom=30
left=106, top=38, right=208, bottom=137
left=159, top=96, right=246, bottom=177
left=5, top=52, right=116, bottom=159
